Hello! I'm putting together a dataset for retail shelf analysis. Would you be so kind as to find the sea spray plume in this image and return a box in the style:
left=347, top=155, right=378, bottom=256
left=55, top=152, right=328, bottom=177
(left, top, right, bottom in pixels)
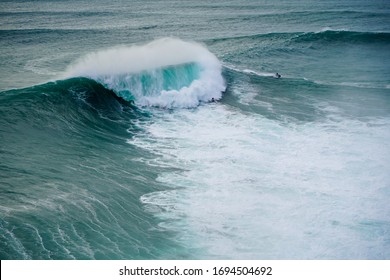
left=64, top=38, right=226, bottom=108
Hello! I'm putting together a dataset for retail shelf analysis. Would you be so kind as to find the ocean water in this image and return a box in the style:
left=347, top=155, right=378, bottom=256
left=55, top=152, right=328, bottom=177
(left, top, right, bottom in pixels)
left=1, top=0, right=390, bottom=259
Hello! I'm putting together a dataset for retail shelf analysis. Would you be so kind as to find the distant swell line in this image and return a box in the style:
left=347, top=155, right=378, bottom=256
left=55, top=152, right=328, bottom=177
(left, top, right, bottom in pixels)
left=209, top=30, right=390, bottom=44
left=292, top=30, right=390, bottom=44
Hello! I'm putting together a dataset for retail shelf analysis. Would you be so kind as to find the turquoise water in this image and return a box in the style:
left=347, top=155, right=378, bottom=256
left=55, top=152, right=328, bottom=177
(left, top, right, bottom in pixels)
left=1, top=0, right=390, bottom=259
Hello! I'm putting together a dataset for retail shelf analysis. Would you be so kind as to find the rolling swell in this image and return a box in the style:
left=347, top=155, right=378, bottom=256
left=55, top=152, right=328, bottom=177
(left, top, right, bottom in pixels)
left=0, top=78, right=183, bottom=259
left=0, top=78, right=137, bottom=136
left=292, top=30, right=390, bottom=44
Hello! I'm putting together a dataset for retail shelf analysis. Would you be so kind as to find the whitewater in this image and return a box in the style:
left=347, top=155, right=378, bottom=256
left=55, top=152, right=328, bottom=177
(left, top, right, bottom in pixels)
left=1, top=0, right=390, bottom=260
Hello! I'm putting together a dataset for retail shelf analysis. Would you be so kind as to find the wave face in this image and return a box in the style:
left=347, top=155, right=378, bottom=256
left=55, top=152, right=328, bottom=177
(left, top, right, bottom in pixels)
left=0, top=78, right=187, bottom=260
left=64, top=38, right=226, bottom=108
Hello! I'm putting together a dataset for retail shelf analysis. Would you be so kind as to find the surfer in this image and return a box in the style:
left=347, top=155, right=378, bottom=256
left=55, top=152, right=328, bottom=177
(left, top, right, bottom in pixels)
left=275, top=73, right=281, bottom=78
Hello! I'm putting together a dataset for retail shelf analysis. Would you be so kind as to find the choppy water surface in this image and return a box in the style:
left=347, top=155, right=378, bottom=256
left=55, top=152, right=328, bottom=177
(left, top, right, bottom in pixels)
left=1, top=0, right=389, bottom=259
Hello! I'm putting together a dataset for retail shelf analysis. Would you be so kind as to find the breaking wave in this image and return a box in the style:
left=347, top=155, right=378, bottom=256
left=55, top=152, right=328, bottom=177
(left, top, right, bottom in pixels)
left=64, top=38, right=226, bottom=108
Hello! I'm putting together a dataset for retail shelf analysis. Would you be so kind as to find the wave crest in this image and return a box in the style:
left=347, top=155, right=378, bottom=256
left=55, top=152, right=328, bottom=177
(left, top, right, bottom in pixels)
left=64, top=38, right=226, bottom=108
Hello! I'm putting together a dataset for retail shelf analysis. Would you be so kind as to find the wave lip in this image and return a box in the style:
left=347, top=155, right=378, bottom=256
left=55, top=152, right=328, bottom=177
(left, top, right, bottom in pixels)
left=64, top=38, right=226, bottom=108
